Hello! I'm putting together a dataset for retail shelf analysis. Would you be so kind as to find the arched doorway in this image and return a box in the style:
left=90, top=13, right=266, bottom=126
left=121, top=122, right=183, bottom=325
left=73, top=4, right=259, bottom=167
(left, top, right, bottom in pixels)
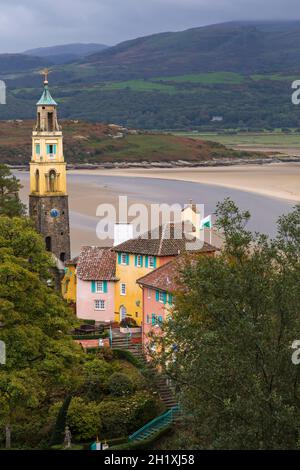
left=45, top=236, right=52, bottom=252
left=120, top=305, right=127, bottom=321
left=49, top=170, right=56, bottom=192
left=60, top=252, right=66, bottom=263
left=35, top=170, right=40, bottom=193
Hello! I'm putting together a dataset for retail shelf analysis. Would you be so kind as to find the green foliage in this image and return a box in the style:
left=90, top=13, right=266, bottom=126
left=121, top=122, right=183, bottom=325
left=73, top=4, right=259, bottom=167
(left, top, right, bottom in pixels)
left=49, top=395, right=72, bottom=446
left=0, top=216, right=85, bottom=448
left=66, top=397, right=102, bottom=442
left=154, top=199, right=300, bottom=449
left=108, top=373, right=135, bottom=397
left=0, top=165, right=25, bottom=217
left=81, top=357, right=113, bottom=399
left=99, top=392, right=159, bottom=438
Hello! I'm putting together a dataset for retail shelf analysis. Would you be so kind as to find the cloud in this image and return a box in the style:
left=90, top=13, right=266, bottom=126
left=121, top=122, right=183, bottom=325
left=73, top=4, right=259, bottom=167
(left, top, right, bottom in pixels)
left=0, top=0, right=298, bottom=53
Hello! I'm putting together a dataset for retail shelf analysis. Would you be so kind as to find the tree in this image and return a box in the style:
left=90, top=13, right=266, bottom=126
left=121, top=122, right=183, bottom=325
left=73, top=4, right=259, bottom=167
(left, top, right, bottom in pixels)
left=0, top=165, right=25, bottom=217
left=0, top=216, right=84, bottom=448
left=154, top=199, right=300, bottom=449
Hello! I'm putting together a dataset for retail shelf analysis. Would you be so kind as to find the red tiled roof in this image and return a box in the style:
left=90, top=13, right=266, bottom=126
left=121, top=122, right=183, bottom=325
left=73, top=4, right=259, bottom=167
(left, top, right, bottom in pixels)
left=77, top=247, right=117, bottom=281
left=137, top=259, right=181, bottom=292
left=113, top=223, right=217, bottom=257
left=65, top=256, right=78, bottom=266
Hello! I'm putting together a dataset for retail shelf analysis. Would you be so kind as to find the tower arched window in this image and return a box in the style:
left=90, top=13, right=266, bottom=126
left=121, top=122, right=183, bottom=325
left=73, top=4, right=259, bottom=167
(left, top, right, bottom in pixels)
left=49, top=170, right=57, bottom=192
left=35, top=169, right=40, bottom=193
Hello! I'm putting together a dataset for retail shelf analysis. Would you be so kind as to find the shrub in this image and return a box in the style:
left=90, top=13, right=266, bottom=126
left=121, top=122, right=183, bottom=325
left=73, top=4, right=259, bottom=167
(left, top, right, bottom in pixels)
left=108, top=372, right=135, bottom=396
left=67, top=397, right=102, bottom=442
left=120, top=317, right=138, bottom=328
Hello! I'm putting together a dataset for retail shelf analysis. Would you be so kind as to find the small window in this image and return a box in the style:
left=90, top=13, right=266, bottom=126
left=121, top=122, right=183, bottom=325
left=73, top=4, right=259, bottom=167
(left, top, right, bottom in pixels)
left=120, top=283, right=126, bottom=296
left=136, top=255, right=142, bottom=267
left=158, top=291, right=164, bottom=303
left=95, top=299, right=105, bottom=310
left=149, top=256, right=155, bottom=268
left=47, top=144, right=57, bottom=156
left=146, top=314, right=150, bottom=324
left=96, top=281, right=104, bottom=293
left=121, top=253, right=127, bottom=265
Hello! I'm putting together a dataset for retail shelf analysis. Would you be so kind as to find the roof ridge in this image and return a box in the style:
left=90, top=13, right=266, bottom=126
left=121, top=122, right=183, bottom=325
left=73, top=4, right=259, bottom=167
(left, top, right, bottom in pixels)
left=137, top=259, right=175, bottom=284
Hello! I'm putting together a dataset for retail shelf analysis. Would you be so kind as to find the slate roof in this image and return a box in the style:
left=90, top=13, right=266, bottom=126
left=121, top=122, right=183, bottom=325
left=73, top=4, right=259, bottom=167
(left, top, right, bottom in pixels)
left=137, top=259, right=180, bottom=292
left=36, top=84, right=58, bottom=106
left=113, top=223, right=217, bottom=257
left=77, top=247, right=117, bottom=281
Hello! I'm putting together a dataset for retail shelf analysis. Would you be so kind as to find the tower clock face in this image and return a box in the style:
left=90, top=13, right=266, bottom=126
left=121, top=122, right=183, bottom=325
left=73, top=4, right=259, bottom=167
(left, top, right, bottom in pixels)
left=50, top=208, right=60, bottom=218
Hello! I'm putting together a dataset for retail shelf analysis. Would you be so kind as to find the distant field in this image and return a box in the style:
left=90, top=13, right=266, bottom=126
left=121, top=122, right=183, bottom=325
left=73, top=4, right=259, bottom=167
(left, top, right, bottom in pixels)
left=153, top=72, right=244, bottom=84
left=173, top=132, right=300, bottom=156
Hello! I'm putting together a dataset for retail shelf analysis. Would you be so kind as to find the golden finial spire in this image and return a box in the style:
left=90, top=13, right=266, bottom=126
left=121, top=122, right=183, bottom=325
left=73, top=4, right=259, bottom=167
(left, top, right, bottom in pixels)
left=40, top=68, right=51, bottom=85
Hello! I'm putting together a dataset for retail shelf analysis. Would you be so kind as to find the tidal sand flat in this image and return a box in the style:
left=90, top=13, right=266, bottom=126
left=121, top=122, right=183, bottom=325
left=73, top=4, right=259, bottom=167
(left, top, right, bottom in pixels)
left=16, top=167, right=295, bottom=256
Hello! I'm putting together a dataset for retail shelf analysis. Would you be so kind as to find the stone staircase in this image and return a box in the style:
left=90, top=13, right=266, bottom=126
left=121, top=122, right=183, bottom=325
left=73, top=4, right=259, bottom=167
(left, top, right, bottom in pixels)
left=111, top=333, right=178, bottom=409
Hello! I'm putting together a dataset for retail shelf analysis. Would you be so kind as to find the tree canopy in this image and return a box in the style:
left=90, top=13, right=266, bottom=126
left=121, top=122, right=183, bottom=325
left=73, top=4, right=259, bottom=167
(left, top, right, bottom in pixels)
left=0, top=165, right=25, bottom=217
left=154, top=199, right=300, bottom=450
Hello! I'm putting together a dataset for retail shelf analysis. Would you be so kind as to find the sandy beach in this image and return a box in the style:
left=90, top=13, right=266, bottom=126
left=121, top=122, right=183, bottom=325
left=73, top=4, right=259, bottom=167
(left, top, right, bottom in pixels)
left=68, top=162, right=300, bottom=203
left=16, top=163, right=298, bottom=255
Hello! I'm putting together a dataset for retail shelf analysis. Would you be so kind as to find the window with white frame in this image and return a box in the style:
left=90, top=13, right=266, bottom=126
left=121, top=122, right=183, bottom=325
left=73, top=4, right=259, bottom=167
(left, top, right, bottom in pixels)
left=121, top=253, right=127, bottom=265
left=95, top=299, right=105, bottom=310
left=158, top=291, right=164, bottom=303
left=96, top=281, right=104, bottom=293
left=136, top=254, right=142, bottom=267
left=120, top=283, right=126, bottom=296
left=149, top=256, right=155, bottom=268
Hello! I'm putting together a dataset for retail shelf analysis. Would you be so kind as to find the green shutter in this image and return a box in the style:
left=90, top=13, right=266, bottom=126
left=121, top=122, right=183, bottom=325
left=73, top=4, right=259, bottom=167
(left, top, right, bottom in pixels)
left=118, top=253, right=122, bottom=264
left=53, top=144, right=57, bottom=154
left=163, top=292, right=167, bottom=304
left=103, top=281, right=108, bottom=293
left=126, top=254, right=130, bottom=265
left=156, top=291, right=159, bottom=302
left=46, top=144, right=50, bottom=154
left=140, top=255, right=143, bottom=267
left=168, top=293, right=173, bottom=304
left=153, top=257, right=157, bottom=268
left=158, top=315, right=163, bottom=324
left=134, top=255, right=138, bottom=267
left=152, top=314, right=156, bottom=326
left=91, top=281, right=96, bottom=293
left=145, top=255, right=149, bottom=268
left=36, top=144, right=40, bottom=154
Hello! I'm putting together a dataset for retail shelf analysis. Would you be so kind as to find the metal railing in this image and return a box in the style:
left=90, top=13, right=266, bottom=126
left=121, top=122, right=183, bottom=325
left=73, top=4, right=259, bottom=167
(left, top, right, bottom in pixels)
left=129, top=405, right=180, bottom=441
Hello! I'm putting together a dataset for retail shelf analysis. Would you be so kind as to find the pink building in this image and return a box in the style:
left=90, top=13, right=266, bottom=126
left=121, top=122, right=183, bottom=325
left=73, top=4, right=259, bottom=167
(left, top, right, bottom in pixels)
left=137, top=260, right=178, bottom=351
left=76, top=247, right=117, bottom=324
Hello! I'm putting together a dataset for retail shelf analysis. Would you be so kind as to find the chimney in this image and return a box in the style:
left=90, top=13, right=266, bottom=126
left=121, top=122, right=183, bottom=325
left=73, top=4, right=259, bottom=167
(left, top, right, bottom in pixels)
left=114, top=223, right=133, bottom=247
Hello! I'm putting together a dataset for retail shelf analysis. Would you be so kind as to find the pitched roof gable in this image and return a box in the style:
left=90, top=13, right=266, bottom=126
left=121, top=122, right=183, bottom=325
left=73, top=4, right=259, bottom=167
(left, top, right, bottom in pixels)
left=77, top=247, right=117, bottom=281
left=113, top=223, right=217, bottom=257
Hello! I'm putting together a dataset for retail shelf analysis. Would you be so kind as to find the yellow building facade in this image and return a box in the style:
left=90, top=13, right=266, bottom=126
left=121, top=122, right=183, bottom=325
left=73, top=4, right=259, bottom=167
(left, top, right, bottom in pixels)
left=114, top=252, right=172, bottom=326
left=61, top=259, right=77, bottom=304
left=29, top=70, right=71, bottom=262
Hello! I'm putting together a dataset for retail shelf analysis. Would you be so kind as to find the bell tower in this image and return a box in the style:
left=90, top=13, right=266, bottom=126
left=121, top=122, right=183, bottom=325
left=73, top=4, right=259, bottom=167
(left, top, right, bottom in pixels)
left=29, top=70, right=71, bottom=263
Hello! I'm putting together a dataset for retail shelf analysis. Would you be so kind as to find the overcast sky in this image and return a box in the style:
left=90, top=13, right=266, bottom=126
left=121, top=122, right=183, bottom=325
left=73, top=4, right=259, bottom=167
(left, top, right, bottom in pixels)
left=0, top=0, right=299, bottom=53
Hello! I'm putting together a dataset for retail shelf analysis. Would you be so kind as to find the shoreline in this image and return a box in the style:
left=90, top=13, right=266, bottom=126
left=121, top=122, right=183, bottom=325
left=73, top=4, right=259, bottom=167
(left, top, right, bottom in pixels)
left=14, top=161, right=300, bottom=203
left=66, top=162, right=300, bottom=204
